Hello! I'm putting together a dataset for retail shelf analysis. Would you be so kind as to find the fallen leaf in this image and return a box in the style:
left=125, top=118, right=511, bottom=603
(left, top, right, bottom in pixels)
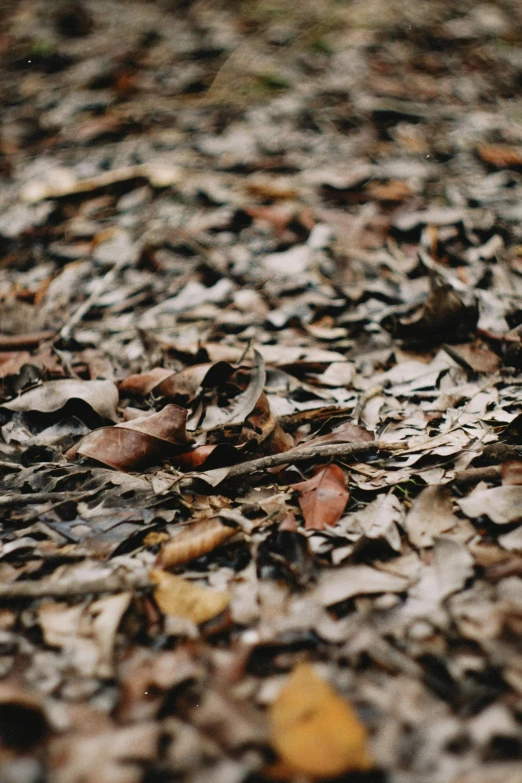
left=313, top=563, right=411, bottom=607
left=150, top=568, right=229, bottom=624
left=238, top=391, right=277, bottom=448
left=458, top=486, right=522, bottom=524
left=70, top=404, right=192, bottom=471
left=405, top=485, right=460, bottom=548
left=156, top=518, right=237, bottom=569
left=293, top=464, right=349, bottom=531
left=200, top=350, right=266, bottom=429
left=501, top=460, right=522, bottom=485
left=2, top=379, right=119, bottom=421
left=268, top=662, right=372, bottom=778
left=118, top=367, right=174, bottom=397
left=383, top=280, right=478, bottom=347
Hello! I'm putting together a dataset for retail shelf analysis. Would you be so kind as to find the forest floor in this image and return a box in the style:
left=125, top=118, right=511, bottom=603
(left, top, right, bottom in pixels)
left=1, top=1, right=522, bottom=781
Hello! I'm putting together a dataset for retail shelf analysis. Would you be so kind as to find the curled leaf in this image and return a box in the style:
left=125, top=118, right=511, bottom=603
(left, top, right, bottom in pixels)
left=156, top=518, right=237, bottom=569
left=269, top=662, right=372, bottom=778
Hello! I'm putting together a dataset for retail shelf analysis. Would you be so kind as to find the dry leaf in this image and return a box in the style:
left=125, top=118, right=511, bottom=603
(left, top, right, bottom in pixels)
left=405, top=484, right=459, bottom=548
left=269, top=662, right=372, bottom=778
left=70, top=404, right=192, bottom=471
left=150, top=568, right=229, bottom=624
left=293, top=464, right=349, bottom=531
left=156, top=518, right=237, bottom=569
left=2, top=379, right=119, bottom=421
left=458, top=486, right=522, bottom=524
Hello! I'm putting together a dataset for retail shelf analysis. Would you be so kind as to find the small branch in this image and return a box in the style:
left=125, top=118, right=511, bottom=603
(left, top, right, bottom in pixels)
left=188, top=439, right=406, bottom=485
left=0, top=461, right=23, bottom=471
left=0, top=572, right=150, bottom=600
left=0, top=490, right=97, bottom=508
left=452, top=465, right=501, bottom=485
left=0, top=330, right=56, bottom=350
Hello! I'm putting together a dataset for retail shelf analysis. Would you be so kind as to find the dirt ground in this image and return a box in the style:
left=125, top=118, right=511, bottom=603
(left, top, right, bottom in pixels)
left=1, top=1, right=522, bottom=781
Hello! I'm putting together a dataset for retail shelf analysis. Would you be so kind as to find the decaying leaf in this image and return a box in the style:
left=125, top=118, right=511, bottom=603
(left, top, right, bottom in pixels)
left=156, top=518, right=237, bottom=569
left=150, top=568, right=229, bottom=624
left=269, top=662, right=372, bottom=778
left=293, top=464, right=349, bottom=531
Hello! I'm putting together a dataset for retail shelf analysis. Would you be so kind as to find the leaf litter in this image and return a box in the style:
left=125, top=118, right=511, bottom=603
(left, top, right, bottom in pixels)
left=1, top=1, right=522, bottom=781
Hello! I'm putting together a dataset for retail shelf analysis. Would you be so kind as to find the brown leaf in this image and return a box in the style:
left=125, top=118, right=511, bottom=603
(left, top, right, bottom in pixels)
left=293, top=464, right=349, bottom=531
left=298, top=420, right=374, bottom=450
left=501, top=460, right=522, bottom=485
left=70, top=404, right=192, bottom=471
left=268, top=662, right=372, bottom=779
left=118, top=367, right=174, bottom=397
left=156, top=518, right=237, bottom=569
left=445, top=342, right=501, bottom=374
left=150, top=569, right=229, bottom=624
left=201, top=350, right=266, bottom=429
left=384, top=281, right=478, bottom=347
left=405, top=485, right=460, bottom=548
left=477, top=143, right=522, bottom=169
left=174, top=443, right=240, bottom=471
left=238, top=391, right=277, bottom=448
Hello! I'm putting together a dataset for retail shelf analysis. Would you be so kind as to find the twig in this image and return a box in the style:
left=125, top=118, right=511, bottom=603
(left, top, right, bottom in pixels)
left=0, top=490, right=97, bottom=508
left=0, top=330, right=56, bottom=350
left=187, top=439, right=406, bottom=485
left=0, top=461, right=23, bottom=471
left=0, top=572, right=150, bottom=600
left=451, top=465, right=501, bottom=485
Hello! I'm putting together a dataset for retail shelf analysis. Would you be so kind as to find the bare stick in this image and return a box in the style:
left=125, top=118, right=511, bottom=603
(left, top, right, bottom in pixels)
left=0, top=572, right=150, bottom=600
left=0, top=490, right=97, bottom=508
left=187, top=439, right=406, bottom=485
left=0, top=461, right=23, bottom=472
left=0, top=330, right=56, bottom=350
left=452, top=465, right=501, bottom=485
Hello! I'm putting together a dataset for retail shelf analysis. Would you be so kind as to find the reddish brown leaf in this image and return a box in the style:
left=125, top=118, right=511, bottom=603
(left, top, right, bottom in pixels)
left=293, top=464, right=349, bottom=531
left=69, top=404, right=192, bottom=471
left=118, top=367, right=174, bottom=397
left=238, top=391, right=277, bottom=448
left=174, top=443, right=240, bottom=471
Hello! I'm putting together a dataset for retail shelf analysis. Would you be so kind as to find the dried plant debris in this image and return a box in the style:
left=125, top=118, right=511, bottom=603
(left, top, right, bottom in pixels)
left=1, top=0, right=522, bottom=781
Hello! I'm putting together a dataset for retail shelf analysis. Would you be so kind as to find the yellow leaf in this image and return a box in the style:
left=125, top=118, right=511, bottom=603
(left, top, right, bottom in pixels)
left=269, top=662, right=372, bottom=779
left=150, top=569, right=229, bottom=625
